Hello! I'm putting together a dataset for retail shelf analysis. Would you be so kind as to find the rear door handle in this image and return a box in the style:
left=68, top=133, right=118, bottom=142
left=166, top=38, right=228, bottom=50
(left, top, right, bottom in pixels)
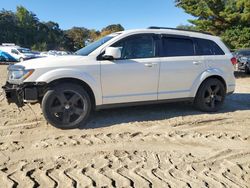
left=193, top=61, right=202, bottom=65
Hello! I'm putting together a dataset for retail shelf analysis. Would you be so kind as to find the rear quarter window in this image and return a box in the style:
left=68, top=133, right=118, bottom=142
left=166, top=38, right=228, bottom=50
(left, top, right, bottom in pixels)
left=161, top=37, right=195, bottom=57
left=194, top=38, right=225, bottom=56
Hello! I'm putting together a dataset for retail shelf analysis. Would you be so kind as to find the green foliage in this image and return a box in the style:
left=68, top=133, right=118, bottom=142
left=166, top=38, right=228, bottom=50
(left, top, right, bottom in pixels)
left=221, top=26, right=250, bottom=49
left=176, top=24, right=197, bottom=31
left=0, top=7, right=124, bottom=51
left=65, top=27, right=89, bottom=51
left=175, top=0, right=250, bottom=49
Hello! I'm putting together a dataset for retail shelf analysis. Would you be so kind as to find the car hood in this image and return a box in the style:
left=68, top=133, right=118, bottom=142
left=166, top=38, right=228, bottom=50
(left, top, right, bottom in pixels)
left=16, top=55, right=92, bottom=69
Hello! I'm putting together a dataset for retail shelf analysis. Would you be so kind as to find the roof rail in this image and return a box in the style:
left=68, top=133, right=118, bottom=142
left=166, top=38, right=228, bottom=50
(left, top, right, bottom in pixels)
left=147, top=26, right=213, bottom=35
left=1, top=43, right=16, bottom=46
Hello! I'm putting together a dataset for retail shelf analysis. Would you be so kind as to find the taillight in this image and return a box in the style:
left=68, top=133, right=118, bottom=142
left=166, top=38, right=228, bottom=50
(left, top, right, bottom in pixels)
left=231, top=57, right=237, bottom=65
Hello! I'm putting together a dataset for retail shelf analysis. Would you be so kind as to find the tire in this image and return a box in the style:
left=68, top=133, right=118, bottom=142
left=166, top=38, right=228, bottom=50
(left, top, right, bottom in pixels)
left=42, top=83, right=92, bottom=129
left=194, top=78, right=226, bottom=112
left=19, top=58, right=24, bottom=62
left=245, top=65, right=250, bottom=74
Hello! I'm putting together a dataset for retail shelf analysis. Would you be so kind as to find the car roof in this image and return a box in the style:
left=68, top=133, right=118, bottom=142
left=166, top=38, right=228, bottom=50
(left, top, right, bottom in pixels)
left=119, top=28, right=217, bottom=40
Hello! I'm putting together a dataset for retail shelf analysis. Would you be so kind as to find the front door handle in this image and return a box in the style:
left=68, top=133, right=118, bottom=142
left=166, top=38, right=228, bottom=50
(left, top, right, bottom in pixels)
left=145, top=63, right=157, bottom=67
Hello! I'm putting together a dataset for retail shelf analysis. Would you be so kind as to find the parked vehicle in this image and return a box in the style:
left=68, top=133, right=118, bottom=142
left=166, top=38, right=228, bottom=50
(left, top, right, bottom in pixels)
left=41, top=50, right=73, bottom=57
left=234, top=49, right=250, bottom=74
left=3, top=27, right=236, bottom=129
left=0, top=50, right=18, bottom=63
left=0, top=44, right=36, bottom=62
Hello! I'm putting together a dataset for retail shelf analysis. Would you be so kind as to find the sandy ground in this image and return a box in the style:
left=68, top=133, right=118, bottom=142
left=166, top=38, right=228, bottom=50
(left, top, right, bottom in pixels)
left=0, top=65, right=249, bottom=188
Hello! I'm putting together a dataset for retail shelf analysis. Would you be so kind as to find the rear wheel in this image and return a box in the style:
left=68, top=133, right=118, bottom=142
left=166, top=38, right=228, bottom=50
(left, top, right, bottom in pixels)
left=19, top=57, right=24, bottom=62
left=194, top=78, right=226, bottom=112
left=245, top=65, right=250, bottom=74
left=42, top=83, right=92, bottom=129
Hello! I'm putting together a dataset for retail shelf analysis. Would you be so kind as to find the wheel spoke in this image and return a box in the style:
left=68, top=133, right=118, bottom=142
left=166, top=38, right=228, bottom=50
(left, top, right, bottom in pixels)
left=210, top=99, right=215, bottom=108
left=74, top=107, right=84, bottom=115
left=214, top=85, right=220, bottom=94
left=62, top=111, right=71, bottom=124
left=57, top=92, right=68, bottom=104
left=215, top=95, right=222, bottom=101
left=69, top=94, right=81, bottom=104
left=51, top=105, right=63, bottom=113
left=207, top=86, right=213, bottom=94
left=205, top=96, right=210, bottom=103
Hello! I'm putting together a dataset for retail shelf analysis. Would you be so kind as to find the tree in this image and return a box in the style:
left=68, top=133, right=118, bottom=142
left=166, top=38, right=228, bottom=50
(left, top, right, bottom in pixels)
left=65, top=27, right=89, bottom=50
left=16, top=6, right=39, bottom=47
left=0, top=6, right=125, bottom=51
left=177, top=24, right=197, bottom=31
left=175, top=0, right=250, bottom=49
left=100, top=24, right=124, bottom=37
left=0, top=9, right=19, bottom=44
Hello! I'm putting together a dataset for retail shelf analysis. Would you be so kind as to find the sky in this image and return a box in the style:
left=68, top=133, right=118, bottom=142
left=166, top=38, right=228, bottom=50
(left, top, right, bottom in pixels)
left=1, top=0, right=194, bottom=31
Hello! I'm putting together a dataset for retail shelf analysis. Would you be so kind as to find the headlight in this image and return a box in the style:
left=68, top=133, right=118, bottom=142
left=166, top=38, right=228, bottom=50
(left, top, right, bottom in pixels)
left=7, top=65, right=34, bottom=84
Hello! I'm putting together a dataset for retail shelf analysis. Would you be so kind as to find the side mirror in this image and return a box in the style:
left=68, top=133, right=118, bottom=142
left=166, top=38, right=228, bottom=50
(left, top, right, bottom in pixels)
left=103, top=47, right=121, bottom=60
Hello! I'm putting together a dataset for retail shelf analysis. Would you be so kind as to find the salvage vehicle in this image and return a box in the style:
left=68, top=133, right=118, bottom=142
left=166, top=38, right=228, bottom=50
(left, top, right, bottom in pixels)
left=235, top=49, right=250, bottom=74
left=3, top=27, right=236, bottom=129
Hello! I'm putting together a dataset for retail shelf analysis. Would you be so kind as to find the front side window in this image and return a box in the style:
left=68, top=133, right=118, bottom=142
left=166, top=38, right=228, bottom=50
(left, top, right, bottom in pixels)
left=161, top=37, right=195, bottom=57
left=112, top=34, right=155, bottom=59
left=11, top=49, right=19, bottom=55
left=195, top=38, right=225, bottom=55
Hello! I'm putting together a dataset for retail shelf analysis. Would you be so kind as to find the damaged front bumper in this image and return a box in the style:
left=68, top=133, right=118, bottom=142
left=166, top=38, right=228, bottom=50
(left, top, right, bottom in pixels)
left=2, top=82, right=46, bottom=107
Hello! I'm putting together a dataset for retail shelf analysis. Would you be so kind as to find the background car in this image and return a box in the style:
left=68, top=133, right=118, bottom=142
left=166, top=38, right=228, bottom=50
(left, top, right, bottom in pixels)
left=234, top=49, right=250, bottom=73
left=0, top=50, right=18, bottom=63
left=0, top=44, right=37, bottom=62
left=238, top=56, right=250, bottom=74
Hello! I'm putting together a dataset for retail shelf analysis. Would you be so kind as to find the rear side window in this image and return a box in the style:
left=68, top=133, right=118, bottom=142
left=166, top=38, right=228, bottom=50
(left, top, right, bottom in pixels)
left=161, top=37, right=195, bottom=57
left=195, top=38, right=225, bottom=55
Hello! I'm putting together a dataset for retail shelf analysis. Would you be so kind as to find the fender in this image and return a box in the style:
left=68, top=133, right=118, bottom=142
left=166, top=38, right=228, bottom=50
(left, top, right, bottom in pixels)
left=189, top=68, right=226, bottom=98
left=34, top=68, right=102, bottom=106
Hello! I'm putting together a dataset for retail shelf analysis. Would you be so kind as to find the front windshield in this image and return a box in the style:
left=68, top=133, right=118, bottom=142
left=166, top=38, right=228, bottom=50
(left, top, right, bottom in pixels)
left=75, top=34, right=118, bottom=56
left=18, top=48, right=31, bottom=54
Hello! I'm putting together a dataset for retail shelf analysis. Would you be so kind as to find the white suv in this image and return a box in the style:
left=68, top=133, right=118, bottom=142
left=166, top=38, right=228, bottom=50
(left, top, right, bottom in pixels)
left=3, top=27, right=236, bottom=129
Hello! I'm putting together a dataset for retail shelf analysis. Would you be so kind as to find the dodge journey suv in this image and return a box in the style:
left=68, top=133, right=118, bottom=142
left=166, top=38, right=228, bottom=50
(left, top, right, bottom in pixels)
left=3, top=27, right=236, bottom=129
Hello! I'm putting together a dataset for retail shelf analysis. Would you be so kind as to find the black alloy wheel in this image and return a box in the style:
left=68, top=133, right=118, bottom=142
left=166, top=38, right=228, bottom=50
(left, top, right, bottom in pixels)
left=194, top=78, right=226, bottom=112
left=42, top=83, right=91, bottom=129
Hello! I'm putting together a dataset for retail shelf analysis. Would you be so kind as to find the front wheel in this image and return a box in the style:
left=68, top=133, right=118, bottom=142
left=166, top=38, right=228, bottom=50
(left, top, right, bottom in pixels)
left=42, top=83, right=92, bottom=129
left=194, top=78, right=226, bottom=112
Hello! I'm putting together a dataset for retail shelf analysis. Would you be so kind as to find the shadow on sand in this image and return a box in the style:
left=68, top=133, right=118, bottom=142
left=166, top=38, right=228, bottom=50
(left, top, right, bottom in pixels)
left=81, top=93, right=250, bottom=129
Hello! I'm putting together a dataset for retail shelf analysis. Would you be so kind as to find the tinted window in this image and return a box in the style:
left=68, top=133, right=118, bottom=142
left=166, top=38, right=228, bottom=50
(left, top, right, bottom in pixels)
left=112, top=35, right=155, bottom=59
left=162, top=37, right=195, bottom=57
left=195, top=38, right=224, bottom=55
left=11, top=49, right=19, bottom=54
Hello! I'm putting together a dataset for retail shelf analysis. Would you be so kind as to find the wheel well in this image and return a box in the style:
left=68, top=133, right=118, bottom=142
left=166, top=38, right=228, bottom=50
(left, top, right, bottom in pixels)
left=46, top=78, right=96, bottom=106
left=199, top=75, right=227, bottom=93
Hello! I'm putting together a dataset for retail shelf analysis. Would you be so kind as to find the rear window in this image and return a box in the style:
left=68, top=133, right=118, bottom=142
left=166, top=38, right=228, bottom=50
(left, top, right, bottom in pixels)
left=194, top=38, right=225, bottom=55
left=161, top=37, right=195, bottom=57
